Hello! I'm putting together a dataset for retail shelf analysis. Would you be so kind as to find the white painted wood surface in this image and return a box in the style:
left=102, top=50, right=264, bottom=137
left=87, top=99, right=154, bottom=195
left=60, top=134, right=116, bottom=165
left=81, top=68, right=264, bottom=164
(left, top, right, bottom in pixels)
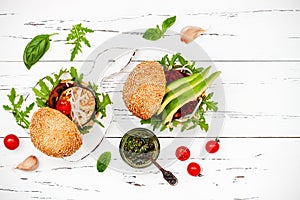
left=1, top=0, right=300, bottom=199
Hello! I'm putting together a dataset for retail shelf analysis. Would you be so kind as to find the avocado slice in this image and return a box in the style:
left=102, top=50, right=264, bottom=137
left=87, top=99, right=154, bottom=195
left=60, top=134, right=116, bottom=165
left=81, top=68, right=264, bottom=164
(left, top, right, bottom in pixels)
left=157, top=66, right=211, bottom=115
left=162, top=71, right=221, bottom=125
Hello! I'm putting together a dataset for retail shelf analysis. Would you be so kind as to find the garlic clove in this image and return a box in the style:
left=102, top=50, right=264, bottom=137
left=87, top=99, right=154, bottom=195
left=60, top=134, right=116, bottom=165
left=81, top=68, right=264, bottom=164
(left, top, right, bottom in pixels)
left=180, top=26, right=206, bottom=44
left=16, top=155, right=39, bottom=171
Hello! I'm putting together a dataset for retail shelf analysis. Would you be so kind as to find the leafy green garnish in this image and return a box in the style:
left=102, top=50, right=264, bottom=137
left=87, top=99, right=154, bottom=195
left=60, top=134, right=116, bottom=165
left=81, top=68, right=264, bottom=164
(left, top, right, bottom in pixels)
left=23, top=33, right=58, bottom=69
left=143, top=16, right=176, bottom=41
left=96, top=151, right=111, bottom=172
left=70, top=66, right=84, bottom=83
left=159, top=53, right=202, bottom=74
left=32, top=68, right=67, bottom=107
left=141, top=92, right=218, bottom=132
left=66, top=23, right=94, bottom=61
left=179, top=92, right=218, bottom=132
left=3, top=88, right=35, bottom=129
left=141, top=115, right=166, bottom=131
left=88, top=82, right=112, bottom=128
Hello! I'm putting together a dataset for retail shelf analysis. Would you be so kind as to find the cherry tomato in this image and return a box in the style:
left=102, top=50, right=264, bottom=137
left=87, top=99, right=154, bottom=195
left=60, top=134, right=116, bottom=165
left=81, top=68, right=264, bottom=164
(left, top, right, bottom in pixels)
left=205, top=139, right=220, bottom=153
left=56, top=99, right=71, bottom=115
left=187, top=162, right=201, bottom=176
left=4, top=134, right=20, bottom=150
left=175, top=146, right=190, bottom=161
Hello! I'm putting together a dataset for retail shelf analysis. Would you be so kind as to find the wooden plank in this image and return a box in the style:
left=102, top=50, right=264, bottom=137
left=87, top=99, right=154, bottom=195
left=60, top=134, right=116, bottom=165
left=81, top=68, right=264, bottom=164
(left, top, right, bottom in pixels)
left=0, top=138, right=299, bottom=199
left=0, top=1, right=300, bottom=60
left=0, top=61, right=299, bottom=137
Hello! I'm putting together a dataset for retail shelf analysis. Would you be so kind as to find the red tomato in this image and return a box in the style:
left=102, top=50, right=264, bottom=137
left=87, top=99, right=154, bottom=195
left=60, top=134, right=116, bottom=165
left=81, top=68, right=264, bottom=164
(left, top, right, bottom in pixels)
left=56, top=99, right=71, bottom=115
left=175, top=146, right=190, bottom=161
left=205, top=140, right=220, bottom=153
left=187, top=162, right=201, bottom=176
left=4, top=134, right=20, bottom=150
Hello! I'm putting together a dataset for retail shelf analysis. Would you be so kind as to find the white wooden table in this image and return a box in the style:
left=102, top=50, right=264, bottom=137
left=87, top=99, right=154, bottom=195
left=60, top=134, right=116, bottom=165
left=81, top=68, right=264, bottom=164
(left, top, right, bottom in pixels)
left=1, top=0, right=300, bottom=199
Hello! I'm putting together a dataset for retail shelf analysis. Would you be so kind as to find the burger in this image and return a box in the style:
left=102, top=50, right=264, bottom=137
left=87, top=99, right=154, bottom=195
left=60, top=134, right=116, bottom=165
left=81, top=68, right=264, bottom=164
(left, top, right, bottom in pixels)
left=122, top=53, right=220, bottom=132
left=30, top=67, right=112, bottom=157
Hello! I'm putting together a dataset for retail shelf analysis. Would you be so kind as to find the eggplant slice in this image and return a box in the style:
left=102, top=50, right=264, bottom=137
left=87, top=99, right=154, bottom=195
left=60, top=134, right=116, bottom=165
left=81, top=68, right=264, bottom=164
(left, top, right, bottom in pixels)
left=59, top=86, right=96, bottom=127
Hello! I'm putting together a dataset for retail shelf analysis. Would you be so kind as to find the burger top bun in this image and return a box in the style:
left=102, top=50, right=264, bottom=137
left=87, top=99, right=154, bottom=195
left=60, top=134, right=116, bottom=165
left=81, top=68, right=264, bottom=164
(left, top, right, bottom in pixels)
left=122, top=61, right=166, bottom=120
left=30, top=107, right=82, bottom=158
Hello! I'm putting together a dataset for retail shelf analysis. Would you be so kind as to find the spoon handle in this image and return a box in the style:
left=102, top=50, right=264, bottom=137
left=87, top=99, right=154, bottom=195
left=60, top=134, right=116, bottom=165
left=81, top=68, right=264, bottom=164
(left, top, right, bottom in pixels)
left=148, top=157, right=178, bottom=186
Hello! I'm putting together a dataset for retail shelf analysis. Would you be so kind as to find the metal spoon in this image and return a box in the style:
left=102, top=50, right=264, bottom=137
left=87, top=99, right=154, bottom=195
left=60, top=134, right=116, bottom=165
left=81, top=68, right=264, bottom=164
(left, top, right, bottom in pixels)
left=148, top=156, right=178, bottom=186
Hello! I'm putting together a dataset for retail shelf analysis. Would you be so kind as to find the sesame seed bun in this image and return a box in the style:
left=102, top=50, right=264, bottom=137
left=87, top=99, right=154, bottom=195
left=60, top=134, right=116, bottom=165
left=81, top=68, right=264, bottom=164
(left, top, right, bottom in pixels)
left=122, top=61, right=166, bottom=120
left=30, top=107, right=82, bottom=158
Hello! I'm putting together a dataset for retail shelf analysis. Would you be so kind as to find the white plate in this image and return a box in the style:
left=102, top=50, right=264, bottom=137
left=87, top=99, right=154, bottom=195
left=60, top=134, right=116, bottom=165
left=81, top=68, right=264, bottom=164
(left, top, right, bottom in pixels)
left=78, top=29, right=226, bottom=174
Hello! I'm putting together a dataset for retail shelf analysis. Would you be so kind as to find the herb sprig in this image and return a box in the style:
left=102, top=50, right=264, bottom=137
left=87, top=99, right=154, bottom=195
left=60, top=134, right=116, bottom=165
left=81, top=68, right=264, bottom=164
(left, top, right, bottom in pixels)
left=143, top=16, right=176, bottom=41
left=3, top=88, right=35, bottom=129
left=66, top=23, right=94, bottom=61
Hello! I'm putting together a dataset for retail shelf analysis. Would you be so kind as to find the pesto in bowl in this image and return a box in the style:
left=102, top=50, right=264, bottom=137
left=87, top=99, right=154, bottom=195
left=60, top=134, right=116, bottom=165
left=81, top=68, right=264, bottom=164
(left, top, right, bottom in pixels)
left=119, top=128, right=160, bottom=168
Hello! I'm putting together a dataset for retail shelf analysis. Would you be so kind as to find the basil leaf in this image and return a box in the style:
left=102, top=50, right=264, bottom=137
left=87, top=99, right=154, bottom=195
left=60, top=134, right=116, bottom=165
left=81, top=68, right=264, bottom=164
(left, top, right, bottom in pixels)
left=143, top=16, right=176, bottom=41
left=162, top=16, right=176, bottom=34
left=96, top=151, right=111, bottom=172
left=142, top=26, right=162, bottom=41
left=23, top=33, right=57, bottom=70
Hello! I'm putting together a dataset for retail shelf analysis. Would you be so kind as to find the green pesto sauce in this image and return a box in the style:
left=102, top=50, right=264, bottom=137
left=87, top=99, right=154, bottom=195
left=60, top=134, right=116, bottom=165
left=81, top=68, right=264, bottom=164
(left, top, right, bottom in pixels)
left=120, top=128, right=160, bottom=168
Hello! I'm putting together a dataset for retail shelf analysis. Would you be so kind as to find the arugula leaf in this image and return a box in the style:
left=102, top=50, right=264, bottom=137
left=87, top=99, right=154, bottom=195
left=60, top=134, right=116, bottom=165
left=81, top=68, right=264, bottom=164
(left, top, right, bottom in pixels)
left=78, top=125, right=93, bottom=135
left=141, top=115, right=164, bottom=131
left=66, top=23, right=94, bottom=61
left=70, top=66, right=84, bottom=83
left=33, top=68, right=67, bottom=107
left=180, top=92, right=218, bottom=132
left=159, top=53, right=201, bottom=74
left=3, top=88, right=35, bottom=129
left=89, top=82, right=112, bottom=118
left=143, top=16, right=176, bottom=41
